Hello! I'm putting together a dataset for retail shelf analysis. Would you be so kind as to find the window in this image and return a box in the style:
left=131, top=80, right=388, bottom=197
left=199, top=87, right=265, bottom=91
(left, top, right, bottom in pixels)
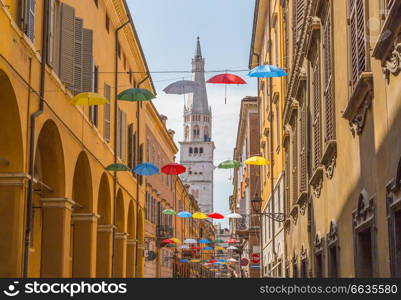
left=275, top=96, right=280, bottom=149
left=89, top=65, right=99, bottom=127
left=103, top=83, right=111, bottom=142
left=199, top=147, right=203, bottom=154
left=323, top=3, right=336, bottom=143
left=189, top=147, right=193, bottom=155
left=116, top=109, right=127, bottom=161
left=20, top=0, right=36, bottom=41
left=299, top=88, right=307, bottom=193
left=193, top=126, right=200, bottom=139
left=293, top=0, right=305, bottom=47
left=312, top=53, right=322, bottom=171
left=185, top=126, right=189, bottom=141
left=204, top=126, right=209, bottom=141
left=348, top=0, right=368, bottom=91
left=105, top=13, right=110, bottom=33
left=291, top=120, right=298, bottom=203
left=117, top=41, right=121, bottom=58
left=194, top=148, right=198, bottom=154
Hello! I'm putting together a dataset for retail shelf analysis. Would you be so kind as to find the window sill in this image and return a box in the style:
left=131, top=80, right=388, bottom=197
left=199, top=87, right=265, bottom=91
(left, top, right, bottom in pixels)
left=321, top=140, right=337, bottom=179
left=309, top=167, right=324, bottom=198
left=342, top=72, right=373, bottom=136
left=372, top=1, right=401, bottom=61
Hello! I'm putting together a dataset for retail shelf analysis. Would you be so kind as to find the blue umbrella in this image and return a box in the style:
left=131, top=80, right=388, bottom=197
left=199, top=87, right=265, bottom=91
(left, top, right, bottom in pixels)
left=177, top=211, right=192, bottom=218
left=133, top=163, right=159, bottom=176
left=218, top=259, right=227, bottom=262
left=198, top=239, right=211, bottom=244
left=248, top=64, right=288, bottom=78
left=180, top=259, right=189, bottom=263
left=203, top=246, right=213, bottom=250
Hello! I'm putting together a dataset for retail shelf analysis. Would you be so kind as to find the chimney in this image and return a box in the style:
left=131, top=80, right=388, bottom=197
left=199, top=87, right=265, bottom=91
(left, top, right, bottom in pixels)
left=160, top=114, right=168, bottom=126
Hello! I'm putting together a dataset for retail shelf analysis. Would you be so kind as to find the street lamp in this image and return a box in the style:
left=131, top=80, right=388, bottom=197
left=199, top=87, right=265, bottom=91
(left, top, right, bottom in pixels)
left=251, top=194, right=285, bottom=222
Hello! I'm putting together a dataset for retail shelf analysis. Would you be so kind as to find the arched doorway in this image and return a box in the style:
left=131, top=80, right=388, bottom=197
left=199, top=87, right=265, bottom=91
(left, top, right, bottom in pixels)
left=96, top=173, right=112, bottom=277
left=136, top=209, right=145, bottom=277
left=71, top=151, right=96, bottom=277
left=126, top=201, right=136, bottom=277
left=0, top=69, right=24, bottom=277
left=30, top=119, right=65, bottom=277
left=114, top=189, right=126, bottom=277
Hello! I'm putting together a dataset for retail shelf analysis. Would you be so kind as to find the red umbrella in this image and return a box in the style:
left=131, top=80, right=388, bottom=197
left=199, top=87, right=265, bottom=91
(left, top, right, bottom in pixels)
left=161, top=239, right=174, bottom=244
left=206, top=73, right=247, bottom=104
left=208, top=259, right=217, bottom=263
left=192, top=246, right=201, bottom=250
left=208, top=212, right=224, bottom=219
left=161, top=163, right=186, bottom=175
left=227, top=239, right=239, bottom=244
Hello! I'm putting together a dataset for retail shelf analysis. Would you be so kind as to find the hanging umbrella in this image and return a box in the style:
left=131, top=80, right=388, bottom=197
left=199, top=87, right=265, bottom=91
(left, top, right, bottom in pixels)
left=245, top=156, right=270, bottom=166
left=170, top=238, right=182, bottom=244
left=161, top=239, right=174, bottom=244
left=206, top=73, right=246, bottom=104
left=180, top=245, right=190, bottom=249
left=226, top=213, right=243, bottom=219
left=218, top=259, right=227, bottom=262
left=183, top=238, right=197, bottom=244
left=162, top=209, right=176, bottom=215
left=217, top=160, right=242, bottom=169
left=192, top=212, right=208, bottom=220
left=213, top=239, right=224, bottom=243
left=248, top=64, right=288, bottom=78
left=203, top=246, right=213, bottom=250
left=215, top=246, right=226, bottom=251
left=105, top=163, right=130, bottom=172
left=69, top=92, right=108, bottom=106
left=227, top=246, right=238, bottom=250
left=133, top=163, right=159, bottom=176
left=180, top=259, right=189, bottom=263
left=192, top=246, right=201, bottom=250
left=161, top=163, right=186, bottom=175
left=208, top=259, right=217, bottom=263
left=117, top=88, right=155, bottom=102
left=166, top=243, right=176, bottom=248
left=227, top=239, right=239, bottom=244
left=208, top=213, right=224, bottom=219
left=228, top=258, right=238, bottom=263
left=163, top=80, right=201, bottom=95
left=177, top=211, right=192, bottom=218
left=198, top=239, right=211, bottom=244
left=190, top=259, right=201, bottom=263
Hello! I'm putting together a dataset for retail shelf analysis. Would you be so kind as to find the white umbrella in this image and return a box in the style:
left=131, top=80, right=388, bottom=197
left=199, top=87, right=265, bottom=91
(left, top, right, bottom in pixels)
left=228, top=258, right=238, bottom=262
left=226, top=213, right=243, bottom=219
left=183, top=238, right=197, bottom=244
left=180, top=245, right=190, bottom=249
left=163, top=80, right=201, bottom=95
left=227, top=246, right=238, bottom=250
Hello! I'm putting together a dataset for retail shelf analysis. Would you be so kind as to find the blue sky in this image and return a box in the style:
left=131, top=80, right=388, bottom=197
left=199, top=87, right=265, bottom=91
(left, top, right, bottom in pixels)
left=127, top=0, right=257, bottom=227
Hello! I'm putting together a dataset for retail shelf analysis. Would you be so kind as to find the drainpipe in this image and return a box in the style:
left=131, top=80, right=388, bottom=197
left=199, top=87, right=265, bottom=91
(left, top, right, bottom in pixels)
left=111, top=20, right=130, bottom=277
left=23, top=0, right=49, bottom=278
left=267, top=0, right=278, bottom=274
left=133, top=75, right=149, bottom=278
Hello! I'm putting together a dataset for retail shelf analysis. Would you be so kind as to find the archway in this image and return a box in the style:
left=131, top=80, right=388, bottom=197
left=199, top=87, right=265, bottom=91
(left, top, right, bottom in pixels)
left=96, top=173, right=112, bottom=277
left=30, top=119, right=66, bottom=277
left=0, top=69, right=25, bottom=277
left=136, top=209, right=145, bottom=277
left=114, top=189, right=127, bottom=277
left=71, top=151, right=96, bottom=277
left=126, top=201, right=136, bottom=277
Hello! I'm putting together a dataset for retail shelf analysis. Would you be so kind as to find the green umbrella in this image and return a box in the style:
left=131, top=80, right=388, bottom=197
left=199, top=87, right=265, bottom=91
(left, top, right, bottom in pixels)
left=213, top=239, right=225, bottom=243
left=217, top=160, right=242, bottom=169
left=162, top=209, right=177, bottom=215
left=105, top=163, right=130, bottom=171
left=166, top=243, right=177, bottom=248
left=117, top=88, right=156, bottom=102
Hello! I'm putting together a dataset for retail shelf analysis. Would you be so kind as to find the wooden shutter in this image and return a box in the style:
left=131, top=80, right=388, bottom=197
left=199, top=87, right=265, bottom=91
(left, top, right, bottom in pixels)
left=323, top=4, right=336, bottom=142
left=121, top=111, right=127, bottom=162
left=26, top=0, right=35, bottom=41
left=127, top=124, right=134, bottom=169
left=82, top=29, right=93, bottom=92
left=312, top=55, right=322, bottom=171
left=59, top=3, right=75, bottom=86
left=104, top=83, right=111, bottom=142
left=300, top=100, right=307, bottom=193
left=71, top=18, right=83, bottom=94
left=349, top=0, right=367, bottom=90
left=116, top=108, right=121, bottom=158
left=293, top=0, right=305, bottom=47
left=47, top=0, right=55, bottom=66
left=292, top=120, right=298, bottom=203
left=285, top=148, right=290, bottom=214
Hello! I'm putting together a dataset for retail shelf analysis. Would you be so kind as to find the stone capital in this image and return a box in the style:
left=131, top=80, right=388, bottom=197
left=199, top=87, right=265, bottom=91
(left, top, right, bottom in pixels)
left=41, top=198, right=76, bottom=210
left=115, top=232, right=129, bottom=240
left=127, top=238, right=137, bottom=245
left=72, top=212, right=100, bottom=222
left=0, top=172, right=30, bottom=187
left=97, top=224, right=116, bottom=232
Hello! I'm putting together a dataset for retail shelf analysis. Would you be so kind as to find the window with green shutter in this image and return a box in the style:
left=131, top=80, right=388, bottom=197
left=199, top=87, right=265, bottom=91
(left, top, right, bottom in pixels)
left=104, top=83, right=111, bottom=142
left=59, top=3, right=75, bottom=87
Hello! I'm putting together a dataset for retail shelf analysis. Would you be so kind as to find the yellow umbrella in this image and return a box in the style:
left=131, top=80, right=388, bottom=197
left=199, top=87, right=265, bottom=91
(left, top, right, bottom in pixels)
left=192, top=212, right=208, bottom=219
left=189, top=259, right=201, bottom=263
left=245, top=156, right=270, bottom=165
left=69, top=92, right=109, bottom=106
left=215, top=246, right=225, bottom=251
left=170, top=238, right=182, bottom=244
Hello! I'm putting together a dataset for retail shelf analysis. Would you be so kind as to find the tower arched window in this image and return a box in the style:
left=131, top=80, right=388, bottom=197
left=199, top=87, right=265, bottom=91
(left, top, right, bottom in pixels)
left=204, top=126, right=209, bottom=141
left=193, top=125, right=200, bottom=139
left=189, top=147, right=193, bottom=155
left=194, top=147, right=198, bottom=154
left=199, top=147, right=203, bottom=154
left=185, top=126, right=189, bottom=140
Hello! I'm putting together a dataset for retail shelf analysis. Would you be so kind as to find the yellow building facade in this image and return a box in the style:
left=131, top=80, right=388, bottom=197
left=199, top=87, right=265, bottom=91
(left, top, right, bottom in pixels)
left=250, top=0, right=401, bottom=278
